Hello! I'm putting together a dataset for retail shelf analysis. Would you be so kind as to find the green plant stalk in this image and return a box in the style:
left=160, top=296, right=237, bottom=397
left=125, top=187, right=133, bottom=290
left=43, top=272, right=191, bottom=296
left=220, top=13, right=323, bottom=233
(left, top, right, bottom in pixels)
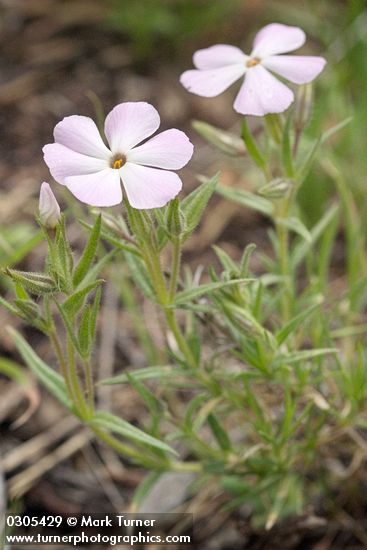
left=276, top=212, right=292, bottom=322
left=49, top=329, right=75, bottom=402
left=83, top=357, right=95, bottom=412
left=67, top=336, right=90, bottom=419
left=125, top=201, right=197, bottom=369
left=144, top=242, right=198, bottom=369
left=169, top=238, right=181, bottom=301
left=141, top=240, right=168, bottom=306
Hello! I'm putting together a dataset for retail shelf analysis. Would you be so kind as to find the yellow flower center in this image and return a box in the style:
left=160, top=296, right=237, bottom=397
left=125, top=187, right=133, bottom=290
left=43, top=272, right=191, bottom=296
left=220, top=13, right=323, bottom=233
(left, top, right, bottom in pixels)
left=246, top=58, right=261, bottom=68
left=111, top=154, right=126, bottom=169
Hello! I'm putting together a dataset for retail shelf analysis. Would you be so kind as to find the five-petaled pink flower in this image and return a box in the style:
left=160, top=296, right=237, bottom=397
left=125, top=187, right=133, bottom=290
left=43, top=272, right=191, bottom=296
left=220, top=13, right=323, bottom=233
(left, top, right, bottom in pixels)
left=43, top=102, right=194, bottom=209
left=180, top=23, right=326, bottom=116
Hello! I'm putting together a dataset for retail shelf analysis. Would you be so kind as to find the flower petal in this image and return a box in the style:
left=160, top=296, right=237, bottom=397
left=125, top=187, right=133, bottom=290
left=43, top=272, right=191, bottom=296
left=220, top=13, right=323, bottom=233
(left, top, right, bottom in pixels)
left=234, top=65, right=294, bottom=116
left=104, top=102, right=160, bottom=154
left=54, top=115, right=111, bottom=159
left=251, top=23, right=306, bottom=58
left=43, top=143, right=108, bottom=185
left=65, top=168, right=122, bottom=207
left=120, top=163, right=182, bottom=209
left=127, top=129, right=194, bottom=169
left=193, top=44, right=247, bottom=69
left=180, top=65, right=246, bottom=98
left=262, top=55, right=326, bottom=84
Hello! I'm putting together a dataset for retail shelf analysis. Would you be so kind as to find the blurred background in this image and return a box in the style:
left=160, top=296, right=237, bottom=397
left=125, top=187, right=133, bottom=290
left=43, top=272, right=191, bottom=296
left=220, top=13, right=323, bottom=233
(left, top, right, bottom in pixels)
left=0, top=0, right=366, bottom=547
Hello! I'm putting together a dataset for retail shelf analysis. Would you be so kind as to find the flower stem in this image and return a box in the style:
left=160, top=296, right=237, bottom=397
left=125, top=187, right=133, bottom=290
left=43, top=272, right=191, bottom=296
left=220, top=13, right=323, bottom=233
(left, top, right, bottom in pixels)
left=67, top=336, right=90, bottom=419
left=276, top=219, right=291, bottom=321
left=275, top=194, right=294, bottom=322
left=83, top=357, right=95, bottom=413
left=125, top=201, right=197, bottom=369
left=164, top=308, right=197, bottom=369
left=49, top=330, right=75, bottom=402
left=169, top=238, right=181, bottom=301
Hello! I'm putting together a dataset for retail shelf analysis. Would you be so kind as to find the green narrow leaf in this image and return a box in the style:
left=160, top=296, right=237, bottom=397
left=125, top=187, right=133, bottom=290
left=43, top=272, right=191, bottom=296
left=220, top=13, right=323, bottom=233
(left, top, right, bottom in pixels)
left=132, top=472, right=162, bottom=512
left=184, top=394, right=207, bottom=429
left=14, top=282, right=30, bottom=300
left=0, top=295, right=22, bottom=317
left=274, top=348, right=338, bottom=366
left=63, top=280, right=104, bottom=317
left=216, top=185, right=274, bottom=216
left=0, top=357, right=28, bottom=385
left=89, top=286, right=101, bottom=347
left=212, top=245, right=238, bottom=274
left=276, top=303, right=321, bottom=345
left=173, top=278, right=254, bottom=306
left=291, top=204, right=339, bottom=269
left=7, top=327, right=71, bottom=409
left=79, top=219, right=140, bottom=257
left=80, top=250, right=115, bottom=286
left=297, top=135, right=322, bottom=183
left=78, top=304, right=91, bottom=357
left=125, top=371, right=160, bottom=417
left=240, top=244, right=256, bottom=277
left=320, top=116, right=353, bottom=144
left=101, top=366, right=180, bottom=385
left=207, top=414, right=232, bottom=451
left=89, top=411, right=176, bottom=455
left=55, top=301, right=82, bottom=355
left=241, top=117, right=267, bottom=172
left=181, top=173, right=218, bottom=240
left=73, top=214, right=101, bottom=287
left=124, top=252, right=155, bottom=301
left=277, top=217, right=311, bottom=243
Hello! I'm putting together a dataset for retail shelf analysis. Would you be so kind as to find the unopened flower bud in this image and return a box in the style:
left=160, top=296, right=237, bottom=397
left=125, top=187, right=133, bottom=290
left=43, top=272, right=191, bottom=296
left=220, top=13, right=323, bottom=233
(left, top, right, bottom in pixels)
left=14, top=298, right=41, bottom=320
left=39, top=182, right=61, bottom=229
left=4, top=268, right=56, bottom=295
left=192, top=120, right=246, bottom=157
left=258, top=178, right=294, bottom=199
left=165, top=198, right=186, bottom=239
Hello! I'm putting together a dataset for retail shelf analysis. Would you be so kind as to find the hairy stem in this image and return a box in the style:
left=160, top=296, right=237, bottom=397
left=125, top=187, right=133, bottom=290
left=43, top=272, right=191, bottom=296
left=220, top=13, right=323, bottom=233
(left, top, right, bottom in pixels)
left=169, top=238, right=181, bottom=301
left=67, top=336, right=90, bottom=419
left=83, top=357, right=95, bottom=413
left=49, top=330, right=75, bottom=402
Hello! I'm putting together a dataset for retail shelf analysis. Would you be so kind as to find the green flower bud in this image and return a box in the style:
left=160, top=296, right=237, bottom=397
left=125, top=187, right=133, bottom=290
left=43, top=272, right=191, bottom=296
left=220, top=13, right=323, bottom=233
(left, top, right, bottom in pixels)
left=258, top=178, right=294, bottom=199
left=14, top=298, right=41, bottom=320
left=165, top=198, right=186, bottom=240
left=192, top=120, right=246, bottom=157
left=4, top=268, right=56, bottom=295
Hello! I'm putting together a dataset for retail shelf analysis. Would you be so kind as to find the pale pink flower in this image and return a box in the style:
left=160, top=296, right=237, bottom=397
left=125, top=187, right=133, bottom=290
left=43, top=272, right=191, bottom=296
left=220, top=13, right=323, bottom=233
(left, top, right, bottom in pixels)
left=180, top=23, right=326, bottom=116
left=43, top=102, right=194, bottom=209
left=39, top=182, right=61, bottom=228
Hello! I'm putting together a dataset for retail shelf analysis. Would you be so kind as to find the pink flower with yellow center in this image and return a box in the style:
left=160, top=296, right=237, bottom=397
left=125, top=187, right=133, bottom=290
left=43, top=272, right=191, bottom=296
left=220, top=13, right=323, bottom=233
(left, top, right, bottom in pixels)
left=180, top=23, right=326, bottom=116
left=43, top=102, right=194, bottom=209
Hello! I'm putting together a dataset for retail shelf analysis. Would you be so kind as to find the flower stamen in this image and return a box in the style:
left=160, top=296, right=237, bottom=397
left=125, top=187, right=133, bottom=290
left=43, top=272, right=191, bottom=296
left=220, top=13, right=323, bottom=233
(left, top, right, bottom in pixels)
left=111, top=154, right=126, bottom=169
left=246, top=58, right=261, bottom=68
